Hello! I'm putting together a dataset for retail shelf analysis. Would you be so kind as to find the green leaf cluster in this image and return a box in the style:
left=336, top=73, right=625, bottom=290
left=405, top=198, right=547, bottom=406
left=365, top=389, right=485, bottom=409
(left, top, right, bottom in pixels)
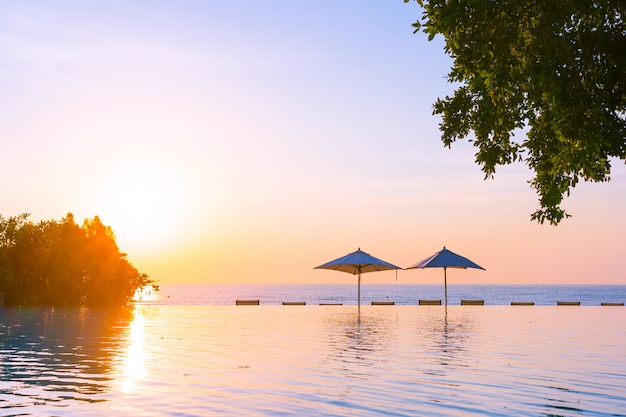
left=406, top=0, right=626, bottom=224
left=0, top=213, right=157, bottom=306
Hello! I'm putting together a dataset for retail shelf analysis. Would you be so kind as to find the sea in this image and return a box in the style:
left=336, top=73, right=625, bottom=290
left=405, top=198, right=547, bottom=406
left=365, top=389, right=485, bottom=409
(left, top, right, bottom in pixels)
left=149, top=283, right=626, bottom=306
left=1, top=284, right=625, bottom=416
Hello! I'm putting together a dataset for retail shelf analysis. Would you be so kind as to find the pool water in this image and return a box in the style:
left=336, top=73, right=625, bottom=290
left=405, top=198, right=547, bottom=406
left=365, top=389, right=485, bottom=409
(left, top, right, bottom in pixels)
left=1, top=305, right=625, bottom=416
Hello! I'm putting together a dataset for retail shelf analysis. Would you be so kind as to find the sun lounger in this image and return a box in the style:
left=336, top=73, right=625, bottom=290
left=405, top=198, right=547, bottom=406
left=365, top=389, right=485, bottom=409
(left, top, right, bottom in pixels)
left=371, top=301, right=394, bottom=305
left=236, top=299, right=259, bottom=305
left=461, top=299, right=484, bottom=305
left=419, top=299, right=442, bottom=305
left=282, top=301, right=306, bottom=305
left=511, top=301, right=534, bottom=306
left=600, top=302, right=624, bottom=306
left=557, top=301, right=580, bottom=306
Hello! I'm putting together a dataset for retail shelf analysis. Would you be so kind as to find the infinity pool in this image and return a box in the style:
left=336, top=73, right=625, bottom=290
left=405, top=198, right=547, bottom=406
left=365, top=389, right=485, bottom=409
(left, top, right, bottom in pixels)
left=1, top=305, right=625, bottom=416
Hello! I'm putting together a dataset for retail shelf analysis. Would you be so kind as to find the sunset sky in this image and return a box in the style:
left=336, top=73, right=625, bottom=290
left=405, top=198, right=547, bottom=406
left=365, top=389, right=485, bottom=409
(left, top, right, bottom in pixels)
left=2, top=1, right=625, bottom=286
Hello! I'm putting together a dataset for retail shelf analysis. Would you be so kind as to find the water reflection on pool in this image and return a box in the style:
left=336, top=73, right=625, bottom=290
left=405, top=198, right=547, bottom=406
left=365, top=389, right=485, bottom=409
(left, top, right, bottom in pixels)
left=1, top=306, right=625, bottom=416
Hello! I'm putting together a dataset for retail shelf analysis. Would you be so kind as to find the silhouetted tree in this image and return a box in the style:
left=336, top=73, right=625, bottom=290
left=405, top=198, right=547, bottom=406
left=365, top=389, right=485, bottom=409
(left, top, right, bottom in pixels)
left=0, top=213, right=156, bottom=306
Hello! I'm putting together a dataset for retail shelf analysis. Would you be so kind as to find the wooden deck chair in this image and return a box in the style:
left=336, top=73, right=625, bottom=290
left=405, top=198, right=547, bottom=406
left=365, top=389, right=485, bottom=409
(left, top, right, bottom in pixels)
left=511, top=301, right=535, bottom=306
left=419, top=299, right=442, bottom=305
left=461, top=299, right=484, bottom=305
left=557, top=301, right=580, bottom=306
left=236, top=299, right=259, bottom=305
left=371, top=301, right=394, bottom=305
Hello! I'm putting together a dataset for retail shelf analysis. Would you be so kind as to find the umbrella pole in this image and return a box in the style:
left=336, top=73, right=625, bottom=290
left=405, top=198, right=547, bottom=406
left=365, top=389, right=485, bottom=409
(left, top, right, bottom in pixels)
left=358, top=272, right=361, bottom=309
left=444, top=267, right=448, bottom=306
left=357, top=266, right=362, bottom=322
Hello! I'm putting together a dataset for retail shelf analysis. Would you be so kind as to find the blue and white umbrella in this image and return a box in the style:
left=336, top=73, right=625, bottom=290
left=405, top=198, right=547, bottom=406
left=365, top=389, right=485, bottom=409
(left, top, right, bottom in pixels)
left=406, top=246, right=485, bottom=306
left=315, top=248, right=401, bottom=307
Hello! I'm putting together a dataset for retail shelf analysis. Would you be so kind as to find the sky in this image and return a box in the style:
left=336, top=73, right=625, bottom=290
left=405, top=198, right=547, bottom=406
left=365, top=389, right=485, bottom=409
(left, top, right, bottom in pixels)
left=1, top=1, right=625, bottom=286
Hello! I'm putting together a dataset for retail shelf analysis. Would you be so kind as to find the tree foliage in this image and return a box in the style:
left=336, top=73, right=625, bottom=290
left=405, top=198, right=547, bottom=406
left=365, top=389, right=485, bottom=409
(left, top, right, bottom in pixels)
left=0, top=213, right=157, bottom=306
left=406, top=0, right=626, bottom=224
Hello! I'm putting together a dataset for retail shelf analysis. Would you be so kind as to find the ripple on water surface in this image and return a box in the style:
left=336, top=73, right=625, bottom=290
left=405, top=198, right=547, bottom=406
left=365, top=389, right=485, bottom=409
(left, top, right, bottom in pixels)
left=1, top=305, right=625, bottom=416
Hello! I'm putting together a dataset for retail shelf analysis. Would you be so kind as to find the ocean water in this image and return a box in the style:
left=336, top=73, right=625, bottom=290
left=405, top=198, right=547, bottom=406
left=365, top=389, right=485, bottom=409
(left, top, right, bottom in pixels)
left=149, top=283, right=626, bottom=306
left=1, top=285, right=626, bottom=416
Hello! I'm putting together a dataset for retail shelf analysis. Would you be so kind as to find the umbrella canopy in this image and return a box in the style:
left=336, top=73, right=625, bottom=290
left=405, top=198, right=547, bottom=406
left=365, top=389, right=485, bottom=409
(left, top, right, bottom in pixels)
left=315, top=248, right=401, bottom=307
left=406, top=246, right=485, bottom=306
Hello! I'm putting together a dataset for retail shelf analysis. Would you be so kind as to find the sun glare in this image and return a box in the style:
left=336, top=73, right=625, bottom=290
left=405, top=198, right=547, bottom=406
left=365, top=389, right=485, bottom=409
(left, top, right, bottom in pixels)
left=91, top=158, right=195, bottom=253
left=105, top=176, right=177, bottom=246
left=121, top=307, right=147, bottom=394
left=133, top=285, right=158, bottom=303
